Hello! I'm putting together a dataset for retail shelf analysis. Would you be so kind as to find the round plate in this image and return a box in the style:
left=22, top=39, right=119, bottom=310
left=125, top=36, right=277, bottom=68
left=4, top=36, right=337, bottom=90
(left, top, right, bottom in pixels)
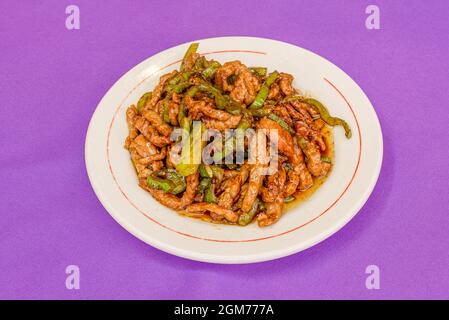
left=85, top=37, right=383, bottom=264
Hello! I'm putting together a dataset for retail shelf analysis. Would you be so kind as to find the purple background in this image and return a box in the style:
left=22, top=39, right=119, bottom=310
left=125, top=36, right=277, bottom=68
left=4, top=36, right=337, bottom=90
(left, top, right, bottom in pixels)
left=1, top=0, right=448, bottom=300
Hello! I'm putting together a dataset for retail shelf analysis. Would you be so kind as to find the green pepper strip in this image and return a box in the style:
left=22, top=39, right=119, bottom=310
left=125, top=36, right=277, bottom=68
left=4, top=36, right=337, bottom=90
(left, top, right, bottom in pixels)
left=249, top=71, right=279, bottom=110
left=147, top=175, right=186, bottom=195
left=168, top=71, right=193, bottom=86
left=199, top=164, right=213, bottom=178
left=210, top=166, right=224, bottom=183
left=248, top=106, right=273, bottom=118
left=223, top=136, right=236, bottom=162
left=196, top=84, right=226, bottom=108
left=178, top=87, right=198, bottom=132
left=237, top=115, right=252, bottom=131
left=136, top=92, right=152, bottom=111
left=283, top=195, right=295, bottom=203
left=204, top=183, right=217, bottom=203
left=147, top=176, right=173, bottom=193
left=201, top=61, right=221, bottom=80
left=223, top=100, right=242, bottom=115
left=298, top=136, right=333, bottom=166
left=268, top=113, right=295, bottom=134
left=195, top=84, right=242, bottom=115
left=176, top=122, right=206, bottom=176
left=212, top=135, right=234, bottom=162
left=165, top=81, right=191, bottom=94
left=198, top=177, right=211, bottom=194
left=297, top=136, right=309, bottom=150
left=180, top=43, right=199, bottom=71
left=212, top=117, right=250, bottom=162
left=280, top=95, right=303, bottom=104
left=305, top=98, right=352, bottom=139
left=249, top=67, right=267, bottom=77
left=321, top=156, right=332, bottom=164
left=168, top=181, right=186, bottom=195
left=193, top=56, right=206, bottom=70
left=238, top=198, right=260, bottom=226
left=162, top=98, right=171, bottom=124
left=163, top=169, right=187, bottom=194
left=148, top=169, right=186, bottom=194
left=199, top=164, right=224, bottom=182
left=163, top=76, right=193, bottom=125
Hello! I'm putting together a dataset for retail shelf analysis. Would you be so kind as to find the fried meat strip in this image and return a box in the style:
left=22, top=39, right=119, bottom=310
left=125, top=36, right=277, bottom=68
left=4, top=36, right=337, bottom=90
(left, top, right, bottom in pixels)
left=166, top=144, right=180, bottom=168
left=144, top=71, right=177, bottom=111
left=218, top=164, right=250, bottom=209
left=285, top=141, right=313, bottom=194
left=261, top=163, right=287, bottom=203
left=125, top=105, right=139, bottom=141
left=273, top=105, right=294, bottom=128
left=180, top=173, right=199, bottom=208
left=257, top=196, right=284, bottom=227
left=142, top=109, right=173, bottom=137
left=130, top=150, right=152, bottom=179
left=215, top=61, right=260, bottom=105
left=140, top=173, right=199, bottom=210
left=301, top=139, right=330, bottom=177
left=290, top=100, right=314, bottom=123
left=168, top=101, right=179, bottom=126
left=186, top=203, right=238, bottom=223
left=128, top=134, right=157, bottom=158
left=124, top=129, right=164, bottom=178
left=186, top=96, right=234, bottom=121
left=223, top=169, right=240, bottom=179
left=284, top=103, right=303, bottom=121
left=149, top=160, right=164, bottom=172
left=257, top=117, right=294, bottom=160
left=183, top=53, right=200, bottom=71
left=232, top=183, right=249, bottom=211
left=267, top=83, right=281, bottom=100
left=278, top=72, right=295, bottom=96
left=202, top=114, right=242, bottom=130
left=291, top=103, right=326, bottom=152
left=133, top=116, right=171, bottom=147
left=145, top=187, right=183, bottom=210
left=241, top=164, right=266, bottom=213
left=139, top=147, right=167, bottom=165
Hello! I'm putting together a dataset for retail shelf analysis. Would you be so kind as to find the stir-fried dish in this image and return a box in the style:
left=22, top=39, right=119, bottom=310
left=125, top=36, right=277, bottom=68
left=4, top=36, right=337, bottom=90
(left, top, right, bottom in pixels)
left=124, top=43, right=351, bottom=227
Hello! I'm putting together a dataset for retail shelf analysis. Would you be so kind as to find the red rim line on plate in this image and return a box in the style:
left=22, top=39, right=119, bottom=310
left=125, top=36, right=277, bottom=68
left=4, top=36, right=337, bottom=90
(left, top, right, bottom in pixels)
left=106, top=50, right=362, bottom=243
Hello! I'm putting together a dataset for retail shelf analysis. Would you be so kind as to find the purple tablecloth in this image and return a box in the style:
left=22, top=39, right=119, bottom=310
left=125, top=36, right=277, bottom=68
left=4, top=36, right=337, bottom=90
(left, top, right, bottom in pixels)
left=1, top=0, right=448, bottom=299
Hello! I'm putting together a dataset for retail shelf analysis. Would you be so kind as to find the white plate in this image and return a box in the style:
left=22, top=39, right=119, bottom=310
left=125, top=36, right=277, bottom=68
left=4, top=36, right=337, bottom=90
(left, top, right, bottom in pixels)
left=85, top=37, right=383, bottom=264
